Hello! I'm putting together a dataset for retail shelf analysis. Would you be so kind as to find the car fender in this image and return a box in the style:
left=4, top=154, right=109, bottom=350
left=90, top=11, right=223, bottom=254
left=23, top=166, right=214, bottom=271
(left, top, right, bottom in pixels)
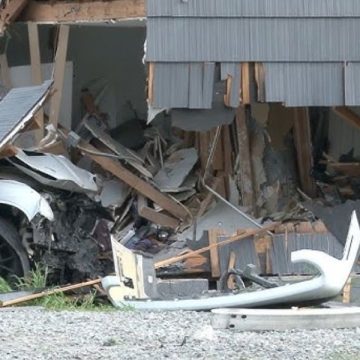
left=0, top=179, right=54, bottom=221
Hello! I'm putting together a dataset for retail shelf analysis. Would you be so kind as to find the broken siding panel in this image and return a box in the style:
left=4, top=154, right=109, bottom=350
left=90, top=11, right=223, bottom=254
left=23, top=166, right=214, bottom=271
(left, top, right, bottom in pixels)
left=147, top=18, right=360, bottom=62
left=152, top=62, right=215, bottom=109
left=0, top=80, right=52, bottom=147
left=264, top=63, right=344, bottom=107
left=147, top=0, right=360, bottom=18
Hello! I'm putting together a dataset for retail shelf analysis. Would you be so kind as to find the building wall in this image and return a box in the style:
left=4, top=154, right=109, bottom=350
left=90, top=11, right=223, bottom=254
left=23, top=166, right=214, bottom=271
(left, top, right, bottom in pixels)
left=4, top=23, right=147, bottom=129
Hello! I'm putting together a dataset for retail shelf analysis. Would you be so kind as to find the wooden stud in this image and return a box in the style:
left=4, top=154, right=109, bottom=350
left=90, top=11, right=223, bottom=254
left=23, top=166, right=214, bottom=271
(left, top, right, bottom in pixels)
left=137, top=195, right=180, bottom=230
left=208, top=229, right=221, bottom=278
left=28, top=22, right=44, bottom=139
left=148, top=62, right=155, bottom=104
left=293, top=107, right=317, bottom=197
left=227, top=251, right=237, bottom=290
left=342, top=277, right=352, bottom=304
left=235, top=106, right=254, bottom=208
left=241, top=63, right=251, bottom=105
left=49, top=25, right=70, bottom=128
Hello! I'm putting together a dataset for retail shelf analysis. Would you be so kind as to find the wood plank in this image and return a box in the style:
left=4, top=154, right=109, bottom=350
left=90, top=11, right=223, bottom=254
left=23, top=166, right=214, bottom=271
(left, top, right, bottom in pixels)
left=0, top=0, right=28, bottom=35
left=28, top=22, right=44, bottom=138
left=227, top=251, right=237, bottom=290
left=222, top=125, right=233, bottom=176
left=137, top=195, right=180, bottom=229
left=0, top=53, right=12, bottom=89
left=148, top=62, right=155, bottom=104
left=78, top=141, right=188, bottom=221
left=49, top=25, right=69, bottom=128
left=155, top=222, right=278, bottom=269
left=332, top=107, right=360, bottom=130
left=235, top=106, right=254, bottom=208
left=21, top=0, right=145, bottom=23
left=208, top=229, right=221, bottom=278
left=293, top=107, right=317, bottom=197
left=0, top=278, right=101, bottom=307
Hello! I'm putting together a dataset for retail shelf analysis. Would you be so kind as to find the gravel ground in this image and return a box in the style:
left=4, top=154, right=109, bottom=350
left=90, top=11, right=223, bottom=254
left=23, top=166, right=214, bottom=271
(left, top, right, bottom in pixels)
left=1, top=307, right=359, bottom=360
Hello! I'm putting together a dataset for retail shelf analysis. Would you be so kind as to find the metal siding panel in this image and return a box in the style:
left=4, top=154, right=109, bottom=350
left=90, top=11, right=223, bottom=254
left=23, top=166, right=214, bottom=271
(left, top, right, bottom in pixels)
left=147, top=0, right=360, bottom=18
left=202, top=63, right=215, bottom=108
left=0, top=81, right=52, bottom=145
left=188, top=63, right=203, bottom=108
left=264, top=63, right=344, bottom=107
left=345, top=62, right=360, bottom=106
left=147, top=18, right=360, bottom=62
left=152, top=63, right=189, bottom=108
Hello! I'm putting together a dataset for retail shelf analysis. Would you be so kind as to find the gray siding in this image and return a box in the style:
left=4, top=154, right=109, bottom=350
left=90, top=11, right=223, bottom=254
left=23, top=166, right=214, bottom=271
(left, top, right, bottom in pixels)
left=147, top=18, right=360, bottom=62
left=148, top=0, right=360, bottom=18
left=0, top=81, right=52, bottom=146
left=147, top=0, right=360, bottom=107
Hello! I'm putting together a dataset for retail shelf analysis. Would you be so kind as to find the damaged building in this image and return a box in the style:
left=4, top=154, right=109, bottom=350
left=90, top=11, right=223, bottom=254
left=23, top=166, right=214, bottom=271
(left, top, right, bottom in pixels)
left=1, top=0, right=360, bottom=309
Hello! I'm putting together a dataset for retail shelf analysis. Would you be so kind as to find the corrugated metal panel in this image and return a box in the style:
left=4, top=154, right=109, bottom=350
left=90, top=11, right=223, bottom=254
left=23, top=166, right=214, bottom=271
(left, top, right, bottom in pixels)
left=148, top=0, right=360, bottom=18
left=152, top=62, right=215, bottom=109
left=345, top=62, right=360, bottom=106
left=270, top=233, right=360, bottom=275
left=147, top=18, right=360, bottom=62
left=0, top=80, right=52, bottom=148
left=264, top=63, right=344, bottom=107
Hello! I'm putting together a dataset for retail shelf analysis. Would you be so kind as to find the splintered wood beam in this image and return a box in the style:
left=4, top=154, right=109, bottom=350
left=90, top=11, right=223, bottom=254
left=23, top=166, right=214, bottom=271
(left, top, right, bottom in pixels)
left=332, top=107, right=360, bottom=130
left=208, top=229, right=221, bottom=278
left=49, top=25, right=69, bottom=128
left=21, top=0, right=145, bottom=23
left=28, top=22, right=44, bottom=138
left=78, top=141, right=188, bottom=221
left=0, top=0, right=28, bottom=35
left=293, top=107, right=317, bottom=198
left=235, top=106, right=254, bottom=209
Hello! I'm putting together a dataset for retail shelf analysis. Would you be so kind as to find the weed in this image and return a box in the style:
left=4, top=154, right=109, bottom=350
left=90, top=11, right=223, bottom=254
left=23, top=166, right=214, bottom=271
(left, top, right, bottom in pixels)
left=14, top=263, right=48, bottom=290
left=0, top=277, right=12, bottom=293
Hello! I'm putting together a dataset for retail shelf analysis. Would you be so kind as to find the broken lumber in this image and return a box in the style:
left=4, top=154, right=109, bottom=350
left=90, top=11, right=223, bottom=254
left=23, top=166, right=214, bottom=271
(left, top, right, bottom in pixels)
left=293, top=107, right=317, bottom=197
left=154, top=222, right=279, bottom=269
left=0, top=278, right=101, bottom=307
left=235, top=106, right=254, bottom=208
left=0, top=0, right=28, bottom=35
left=137, top=195, right=180, bottom=229
left=78, top=141, right=188, bottom=221
left=28, top=22, right=44, bottom=139
left=208, top=229, right=221, bottom=278
left=49, top=25, right=69, bottom=128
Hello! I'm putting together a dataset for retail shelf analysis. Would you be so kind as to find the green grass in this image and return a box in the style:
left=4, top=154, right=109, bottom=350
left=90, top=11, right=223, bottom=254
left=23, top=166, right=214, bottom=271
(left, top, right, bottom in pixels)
left=0, top=277, right=12, bottom=293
